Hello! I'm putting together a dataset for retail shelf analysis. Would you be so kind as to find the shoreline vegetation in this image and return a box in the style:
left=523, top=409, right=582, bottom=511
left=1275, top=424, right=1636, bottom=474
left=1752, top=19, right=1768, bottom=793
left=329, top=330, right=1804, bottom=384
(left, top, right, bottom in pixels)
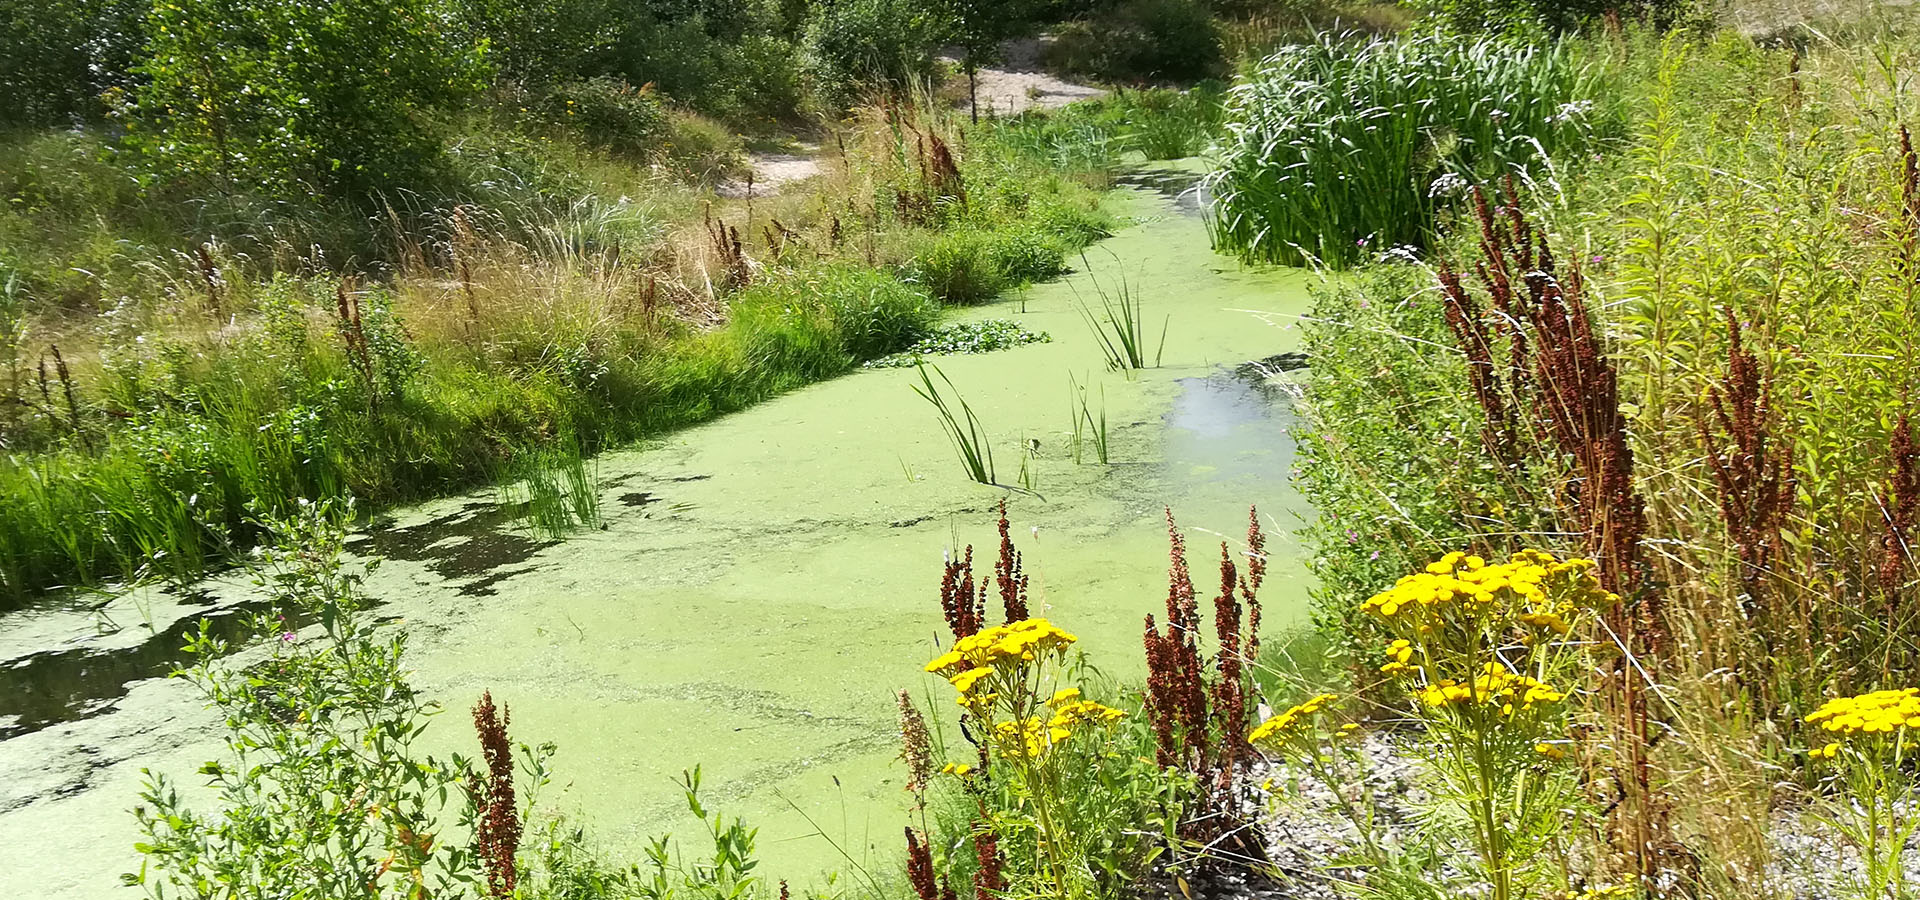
left=0, top=0, right=1258, bottom=602
left=6, top=0, right=1920, bottom=898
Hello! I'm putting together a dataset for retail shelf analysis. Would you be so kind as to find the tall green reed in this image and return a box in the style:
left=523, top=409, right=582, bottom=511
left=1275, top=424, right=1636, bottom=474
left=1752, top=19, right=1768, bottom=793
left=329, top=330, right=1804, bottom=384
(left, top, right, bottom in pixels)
left=912, top=362, right=997, bottom=485
left=1073, top=268, right=1165, bottom=371
left=1207, top=31, right=1619, bottom=269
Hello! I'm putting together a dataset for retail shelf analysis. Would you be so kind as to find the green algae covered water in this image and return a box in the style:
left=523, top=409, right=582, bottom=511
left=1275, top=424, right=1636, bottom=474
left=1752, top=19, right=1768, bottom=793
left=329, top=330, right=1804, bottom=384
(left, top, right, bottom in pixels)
left=0, top=174, right=1318, bottom=896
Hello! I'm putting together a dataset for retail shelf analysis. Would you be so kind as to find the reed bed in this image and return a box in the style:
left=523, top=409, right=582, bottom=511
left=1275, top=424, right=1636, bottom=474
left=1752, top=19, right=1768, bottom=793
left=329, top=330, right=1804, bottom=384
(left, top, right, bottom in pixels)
left=1206, top=31, right=1619, bottom=269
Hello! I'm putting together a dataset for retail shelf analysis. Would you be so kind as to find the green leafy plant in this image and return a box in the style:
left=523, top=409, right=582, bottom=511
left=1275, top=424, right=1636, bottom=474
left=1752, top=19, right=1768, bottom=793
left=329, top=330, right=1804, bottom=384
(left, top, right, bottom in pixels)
left=865, top=319, right=1051, bottom=368
left=129, top=0, right=487, bottom=193
left=802, top=0, right=945, bottom=109
left=126, top=499, right=479, bottom=898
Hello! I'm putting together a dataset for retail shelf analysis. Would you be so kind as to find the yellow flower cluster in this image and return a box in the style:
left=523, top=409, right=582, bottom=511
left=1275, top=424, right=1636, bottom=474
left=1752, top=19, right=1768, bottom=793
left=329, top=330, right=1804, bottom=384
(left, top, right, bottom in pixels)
left=1048, top=699, right=1125, bottom=731
left=926, top=619, right=1079, bottom=700
left=1362, top=550, right=1612, bottom=633
left=1381, top=639, right=1415, bottom=674
left=1415, top=663, right=1565, bottom=713
left=1249, top=693, right=1339, bottom=745
left=1808, top=742, right=1842, bottom=760
left=994, top=717, right=1048, bottom=759
left=978, top=693, right=1122, bottom=760
left=1806, top=688, right=1920, bottom=737
left=940, top=762, right=975, bottom=777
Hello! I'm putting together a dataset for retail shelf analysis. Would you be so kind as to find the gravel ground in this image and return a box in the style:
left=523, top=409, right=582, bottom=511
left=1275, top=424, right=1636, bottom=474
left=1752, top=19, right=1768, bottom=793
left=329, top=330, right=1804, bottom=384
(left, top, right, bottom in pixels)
left=1210, top=732, right=1916, bottom=899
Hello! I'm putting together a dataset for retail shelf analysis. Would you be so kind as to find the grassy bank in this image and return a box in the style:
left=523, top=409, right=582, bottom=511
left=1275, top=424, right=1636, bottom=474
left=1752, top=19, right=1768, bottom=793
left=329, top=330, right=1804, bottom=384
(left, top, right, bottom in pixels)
left=0, top=92, right=1167, bottom=601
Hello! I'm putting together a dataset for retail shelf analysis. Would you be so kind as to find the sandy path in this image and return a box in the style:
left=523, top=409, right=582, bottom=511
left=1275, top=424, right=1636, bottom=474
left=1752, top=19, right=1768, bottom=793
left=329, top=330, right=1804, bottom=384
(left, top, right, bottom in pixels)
left=951, top=37, right=1106, bottom=118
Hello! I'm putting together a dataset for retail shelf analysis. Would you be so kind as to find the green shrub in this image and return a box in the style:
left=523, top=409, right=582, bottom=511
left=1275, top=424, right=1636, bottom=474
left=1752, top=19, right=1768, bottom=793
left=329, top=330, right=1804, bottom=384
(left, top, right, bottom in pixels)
left=544, top=77, right=669, bottom=158
left=1207, top=32, right=1617, bottom=268
left=129, top=0, right=488, bottom=194
left=816, top=267, right=941, bottom=360
left=802, top=0, right=947, bottom=109
left=1045, top=0, right=1224, bottom=84
left=0, top=0, right=146, bottom=125
left=909, top=231, right=1010, bottom=305
left=659, top=111, right=747, bottom=182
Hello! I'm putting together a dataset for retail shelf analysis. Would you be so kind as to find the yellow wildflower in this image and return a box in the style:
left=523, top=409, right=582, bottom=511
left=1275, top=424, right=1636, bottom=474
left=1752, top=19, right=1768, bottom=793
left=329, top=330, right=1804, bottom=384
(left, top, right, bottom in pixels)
left=1806, top=688, right=1920, bottom=738
left=1249, top=693, right=1339, bottom=746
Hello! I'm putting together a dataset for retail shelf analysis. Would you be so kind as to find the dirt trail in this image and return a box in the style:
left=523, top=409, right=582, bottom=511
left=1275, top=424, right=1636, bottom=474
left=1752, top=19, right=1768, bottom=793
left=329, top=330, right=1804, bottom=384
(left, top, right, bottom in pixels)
left=952, top=37, right=1106, bottom=118
left=719, top=41, right=1102, bottom=198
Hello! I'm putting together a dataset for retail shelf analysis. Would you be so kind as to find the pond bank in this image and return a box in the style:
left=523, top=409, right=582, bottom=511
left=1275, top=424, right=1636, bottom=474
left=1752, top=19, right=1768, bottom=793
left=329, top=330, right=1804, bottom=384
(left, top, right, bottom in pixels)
left=0, top=176, right=1318, bottom=896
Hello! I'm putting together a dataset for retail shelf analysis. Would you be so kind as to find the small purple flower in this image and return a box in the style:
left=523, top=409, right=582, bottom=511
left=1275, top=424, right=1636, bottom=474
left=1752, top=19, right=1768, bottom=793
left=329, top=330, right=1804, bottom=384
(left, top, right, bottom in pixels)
left=1369, top=550, right=1381, bottom=561
left=1590, top=254, right=1604, bottom=264
left=280, top=632, right=297, bottom=643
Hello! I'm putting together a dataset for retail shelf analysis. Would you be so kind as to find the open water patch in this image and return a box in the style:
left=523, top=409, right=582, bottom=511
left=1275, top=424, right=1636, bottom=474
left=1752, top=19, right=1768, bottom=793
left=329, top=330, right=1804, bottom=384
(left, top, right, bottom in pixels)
left=0, top=598, right=276, bottom=740
left=350, top=501, right=555, bottom=595
left=1114, top=166, right=1210, bottom=217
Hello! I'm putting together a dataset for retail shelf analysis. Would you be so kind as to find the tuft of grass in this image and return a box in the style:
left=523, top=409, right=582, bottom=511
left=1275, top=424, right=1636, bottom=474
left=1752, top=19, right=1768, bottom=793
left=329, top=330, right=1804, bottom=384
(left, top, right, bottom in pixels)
left=1068, top=373, right=1110, bottom=465
left=1072, top=267, right=1165, bottom=372
left=911, top=362, right=996, bottom=486
left=497, top=438, right=601, bottom=539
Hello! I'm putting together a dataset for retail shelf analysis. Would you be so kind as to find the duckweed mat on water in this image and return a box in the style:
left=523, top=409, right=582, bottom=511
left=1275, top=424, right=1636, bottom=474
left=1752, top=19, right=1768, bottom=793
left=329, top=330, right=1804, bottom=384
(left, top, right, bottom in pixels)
left=0, top=184, right=1320, bottom=899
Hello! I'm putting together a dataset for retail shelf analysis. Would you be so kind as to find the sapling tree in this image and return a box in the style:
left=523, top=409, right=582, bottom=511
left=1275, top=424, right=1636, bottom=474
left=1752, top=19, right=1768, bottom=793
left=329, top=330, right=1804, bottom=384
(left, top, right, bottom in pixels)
left=941, top=0, right=1029, bottom=122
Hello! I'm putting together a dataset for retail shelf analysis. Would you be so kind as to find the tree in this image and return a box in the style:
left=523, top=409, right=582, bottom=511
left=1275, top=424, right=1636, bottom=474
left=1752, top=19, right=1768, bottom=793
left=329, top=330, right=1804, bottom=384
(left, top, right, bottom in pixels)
left=943, top=0, right=1031, bottom=122
left=0, top=0, right=146, bottom=126
left=803, top=0, right=946, bottom=110
left=131, top=0, right=487, bottom=195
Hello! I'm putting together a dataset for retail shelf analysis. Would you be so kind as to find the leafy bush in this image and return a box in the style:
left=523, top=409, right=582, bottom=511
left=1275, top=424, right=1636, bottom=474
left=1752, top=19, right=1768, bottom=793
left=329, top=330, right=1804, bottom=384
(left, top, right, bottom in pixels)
left=660, top=111, right=748, bottom=182
left=0, top=0, right=146, bottom=125
left=793, top=263, right=941, bottom=360
left=907, top=228, right=1069, bottom=304
left=802, top=0, right=946, bottom=109
left=544, top=77, right=669, bottom=158
left=130, top=0, right=488, bottom=194
left=1207, top=32, right=1616, bottom=268
left=1045, top=0, right=1224, bottom=84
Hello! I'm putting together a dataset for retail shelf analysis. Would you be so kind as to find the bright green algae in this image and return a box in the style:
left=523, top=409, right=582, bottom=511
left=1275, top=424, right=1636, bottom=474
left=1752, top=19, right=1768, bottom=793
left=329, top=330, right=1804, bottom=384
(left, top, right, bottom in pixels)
left=0, top=180, right=1318, bottom=895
